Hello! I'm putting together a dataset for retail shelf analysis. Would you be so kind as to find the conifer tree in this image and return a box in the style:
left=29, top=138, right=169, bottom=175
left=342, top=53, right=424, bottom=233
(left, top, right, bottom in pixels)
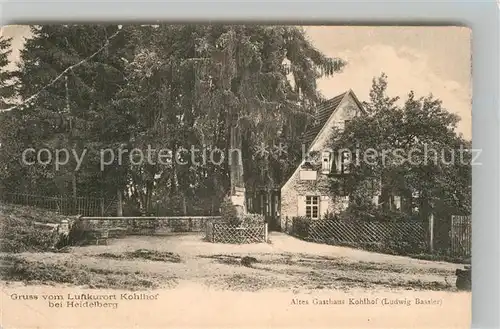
left=13, top=25, right=133, bottom=199
left=0, top=35, right=16, bottom=109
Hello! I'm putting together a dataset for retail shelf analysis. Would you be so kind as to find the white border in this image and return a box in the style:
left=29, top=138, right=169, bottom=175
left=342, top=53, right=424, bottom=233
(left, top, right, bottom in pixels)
left=1, top=1, right=499, bottom=328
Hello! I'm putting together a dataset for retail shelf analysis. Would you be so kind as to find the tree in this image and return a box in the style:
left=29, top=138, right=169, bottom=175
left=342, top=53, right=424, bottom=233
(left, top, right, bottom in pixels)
left=116, top=25, right=346, bottom=214
left=0, top=35, right=23, bottom=192
left=10, top=25, right=133, bottom=201
left=328, top=74, right=471, bottom=220
left=4, top=24, right=346, bottom=216
left=0, top=35, right=16, bottom=109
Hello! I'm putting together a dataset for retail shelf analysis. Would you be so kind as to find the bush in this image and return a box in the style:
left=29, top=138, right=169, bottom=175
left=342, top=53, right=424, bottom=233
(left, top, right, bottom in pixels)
left=240, top=213, right=265, bottom=226
left=323, top=211, right=338, bottom=220
left=339, top=203, right=414, bottom=222
left=67, top=218, right=91, bottom=245
left=291, top=217, right=310, bottom=238
left=0, top=216, right=60, bottom=252
left=220, top=197, right=239, bottom=225
left=220, top=197, right=265, bottom=227
left=382, top=239, right=427, bottom=255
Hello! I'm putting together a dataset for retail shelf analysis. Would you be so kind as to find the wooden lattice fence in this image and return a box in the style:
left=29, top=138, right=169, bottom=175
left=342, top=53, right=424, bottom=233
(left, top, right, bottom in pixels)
left=450, top=215, right=471, bottom=258
left=289, top=217, right=428, bottom=253
left=205, top=222, right=268, bottom=244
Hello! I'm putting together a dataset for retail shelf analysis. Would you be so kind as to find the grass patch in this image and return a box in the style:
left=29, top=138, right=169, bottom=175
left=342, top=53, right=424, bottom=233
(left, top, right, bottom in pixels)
left=0, top=255, right=176, bottom=290
left=0, top=203, right=73, bottom=253
left=396, top=279, right=453, bottom=291
left=410, top=253, right=471, bottom=264
left=295, top=237, right=470, bottom=265
left=263, top=254, right=453, bottom=277
left=0, top=217, right=60, bottom=253
left=96, top=249, right=182, bottom=263
left=198, top=254, right=241, bottom=266
left=207, top=273, right=288, bottom=292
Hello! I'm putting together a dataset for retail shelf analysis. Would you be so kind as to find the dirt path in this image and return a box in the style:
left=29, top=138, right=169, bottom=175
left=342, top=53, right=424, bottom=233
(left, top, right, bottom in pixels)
left=2, top=232, right=464, bottom=292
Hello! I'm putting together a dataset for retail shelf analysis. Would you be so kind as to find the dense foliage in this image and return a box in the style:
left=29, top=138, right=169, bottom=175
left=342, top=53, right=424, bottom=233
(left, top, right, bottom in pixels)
left=1, top=25, right=345, bottom=215
left=0, top=26, right=470, bottom=221
left=327, top=74, right=471, bottom=219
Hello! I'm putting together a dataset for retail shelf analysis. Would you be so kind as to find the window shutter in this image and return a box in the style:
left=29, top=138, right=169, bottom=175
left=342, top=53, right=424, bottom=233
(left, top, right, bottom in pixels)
left=341, top=151, right=351, bottom=174
left=297, top=196, right=306, bottom=217
left=320, top=196, right=330, bottom=218
left=321, top=151, right=331, bottom=173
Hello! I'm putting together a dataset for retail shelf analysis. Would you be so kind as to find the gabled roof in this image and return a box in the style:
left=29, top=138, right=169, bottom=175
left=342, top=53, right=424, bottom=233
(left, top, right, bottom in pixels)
left=280, top=89, right=364, bottom=191
left=300, top=90, right=365, bottom=152
left=301, top=91, right=347, bottom=151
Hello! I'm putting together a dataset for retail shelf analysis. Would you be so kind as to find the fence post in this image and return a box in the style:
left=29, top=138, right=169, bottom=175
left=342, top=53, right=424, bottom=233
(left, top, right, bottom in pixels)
left=265, top=223, right=268, bottom=242
left=428, top=213, right=434, bottom=253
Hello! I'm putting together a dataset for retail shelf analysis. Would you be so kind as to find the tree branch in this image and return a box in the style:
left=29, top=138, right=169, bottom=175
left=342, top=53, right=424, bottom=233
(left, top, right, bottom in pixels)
left=1, top=28, right=123, bottom=113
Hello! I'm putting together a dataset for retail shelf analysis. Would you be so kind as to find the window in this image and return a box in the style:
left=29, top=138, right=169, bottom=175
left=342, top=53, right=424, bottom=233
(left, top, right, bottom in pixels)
left=321, top=151, right=332, bottom=173
left=341, top=150, right=351, bottom=174
left=305, top=196, right=320, bottom=219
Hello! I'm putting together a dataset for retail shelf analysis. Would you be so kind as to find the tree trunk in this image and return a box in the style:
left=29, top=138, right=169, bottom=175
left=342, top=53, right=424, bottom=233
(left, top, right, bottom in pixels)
left=229, top=125, right=246, bottom=214
left=116, top=188, right=123, bottom=216
left=145, top=181, right=153, bottom=214
left=229, top=126, right=244, bottom=192
left=182, top=194, right=187, bottom=215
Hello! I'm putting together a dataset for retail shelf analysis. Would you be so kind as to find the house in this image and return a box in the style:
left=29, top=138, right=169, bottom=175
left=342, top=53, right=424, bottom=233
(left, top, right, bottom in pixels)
left=279, top=90, right=379, bottom=230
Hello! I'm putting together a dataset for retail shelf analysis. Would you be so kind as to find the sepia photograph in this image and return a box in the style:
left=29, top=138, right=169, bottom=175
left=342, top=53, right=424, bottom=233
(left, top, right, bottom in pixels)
left=0, top=24, right=472, bottom=328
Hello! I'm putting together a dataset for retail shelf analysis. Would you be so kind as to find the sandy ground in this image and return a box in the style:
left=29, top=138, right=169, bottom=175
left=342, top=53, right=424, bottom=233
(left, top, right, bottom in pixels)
left=1, top=232, right=471, bottom=328
left=3, top=232, right=465, bottom=292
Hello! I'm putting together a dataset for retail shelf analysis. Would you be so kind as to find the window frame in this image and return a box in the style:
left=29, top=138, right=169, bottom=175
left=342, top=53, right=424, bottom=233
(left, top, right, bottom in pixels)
left=321, top=151, right=332, bottom=174
left=340, top=150, right=351, bottom=174
left=305, top=195, right=320, bottom=219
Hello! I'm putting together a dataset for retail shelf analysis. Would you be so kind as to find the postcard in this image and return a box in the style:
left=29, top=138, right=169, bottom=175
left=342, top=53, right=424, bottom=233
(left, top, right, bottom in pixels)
left=0, top=24, right=472, bottom=328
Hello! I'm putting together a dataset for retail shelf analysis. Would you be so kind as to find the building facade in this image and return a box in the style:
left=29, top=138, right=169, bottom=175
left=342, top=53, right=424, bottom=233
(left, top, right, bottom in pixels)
left=279, top=90, right=376, bottom=230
